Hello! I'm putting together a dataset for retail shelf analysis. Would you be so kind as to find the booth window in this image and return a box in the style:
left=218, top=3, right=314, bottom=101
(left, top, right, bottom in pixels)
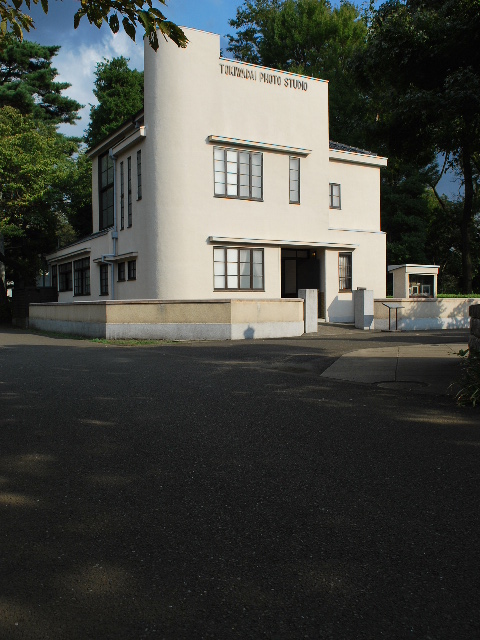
left=99, top=152, right=114, bottom=230
left=329, top=183, right=341, bottom=209
left=58, top=262, right=72, bottom=292
left=100, top=264, right=109, bottom=296
left=338, top=252, right=352, bottom=291
left=214, top=147, right=263, bottom=200
left=213, top=247, right=264, bottom=290
left=289, top=157, right=300, bottom=203
left=74, top=258, right=90, bottom=296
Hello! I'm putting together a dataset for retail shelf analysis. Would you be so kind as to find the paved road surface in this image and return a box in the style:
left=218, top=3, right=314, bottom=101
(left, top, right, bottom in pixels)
left=0, top=326, right=478, bottom=639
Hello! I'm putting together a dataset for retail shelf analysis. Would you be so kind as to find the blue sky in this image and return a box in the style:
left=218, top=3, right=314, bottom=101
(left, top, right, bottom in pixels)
left=25, top=0, right=247, bottom=135
left=23, top=0, right=461, bottom=197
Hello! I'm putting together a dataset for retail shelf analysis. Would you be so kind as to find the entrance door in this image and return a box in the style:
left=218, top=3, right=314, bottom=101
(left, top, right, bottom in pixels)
left=281, top=249, right=320, bottom=298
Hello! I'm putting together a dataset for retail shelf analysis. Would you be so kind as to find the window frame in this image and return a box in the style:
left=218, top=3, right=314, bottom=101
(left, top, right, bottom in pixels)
left=117, top=261, right=125, bottom=282
left=99, top=152, right=114, bottom=230
left=58, top=262, right=72, bottom=292
left=289, top=156, right=300, bottom=204
left=127, top=259, right=136, bottom=280
left=120, top=160, right=125, bottom=230
left=338, top=252, right=352, bottom=292
left=137, top=149, right=142, bottom=200
left=73, top=258, right=90, bottom=297
left=329, top=182, right=341, bottom=209
left=127, top=156, right=132, bottom=227
left=213, top=147, right=263, bottom=201
left=213, top=247, right=264, bottom=291
left=99, top=263, right=109, bottom=296
left=51, top=264, right=58, bottom=291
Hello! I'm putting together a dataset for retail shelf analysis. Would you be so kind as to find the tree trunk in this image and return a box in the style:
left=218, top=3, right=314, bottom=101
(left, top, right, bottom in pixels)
left=461, top=145, right=474, bottom=294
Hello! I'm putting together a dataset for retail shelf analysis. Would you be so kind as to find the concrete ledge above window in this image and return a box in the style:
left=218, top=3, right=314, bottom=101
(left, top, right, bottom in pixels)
left=208, top=236, right=358, bottom=250
left=207, top=135, right=311, bottom=156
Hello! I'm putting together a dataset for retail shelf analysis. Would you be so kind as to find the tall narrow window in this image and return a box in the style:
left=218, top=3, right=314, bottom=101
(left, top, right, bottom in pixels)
left=100, top=264, right=109, bottom=295
left=51, top=264, right=58, bottom=290
left=118, top=262, right=125, bottom=282
left=99, top=152, right=114, bottom=230
left=120, top=161, right=125, bottom=230
left=338, top=252, right=352, bottom=291
left=329, top=183, right=341, bottom=209
left=137, top=150, right=142, bottom=200
left=74, top=258, right=90, bottom=296
left=213, top=247, right=264, bottom=290
left=127, top=156, right=132, bottom=227
left=289, top=157, right=300, bottom=204
left=128, top=260, right=136, bottom=280
left=213, top=147, right=263, bottom=200
left=58, top=262, right=72, bottom=292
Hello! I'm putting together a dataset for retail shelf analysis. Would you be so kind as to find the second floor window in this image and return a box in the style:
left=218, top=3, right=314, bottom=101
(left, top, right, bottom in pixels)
left=329, top=183, right=341, bottom=209
left=137, top=150, right=142, bottom=200
left=127, top=156, right=132, bottom=227
left=289, top=157, right=300, bottom=204
left=214, top=147, right=263, bottom=200
left=120, top=161, right=125, bottom=230
left=99, top=152, right=114, bottom=230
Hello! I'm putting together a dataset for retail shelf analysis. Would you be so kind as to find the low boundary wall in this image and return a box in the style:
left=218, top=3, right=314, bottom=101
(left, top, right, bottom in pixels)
left=470, top=304, right=480, bottom=351
left=29, top=298, right=304, bottom=341
left=374, top=298, right=478, bottom=331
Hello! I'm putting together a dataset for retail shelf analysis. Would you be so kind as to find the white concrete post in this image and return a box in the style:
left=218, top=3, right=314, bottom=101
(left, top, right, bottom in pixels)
left=354, top=288, right=374, bottom=330
left=298, top=289, right=318, bottom=333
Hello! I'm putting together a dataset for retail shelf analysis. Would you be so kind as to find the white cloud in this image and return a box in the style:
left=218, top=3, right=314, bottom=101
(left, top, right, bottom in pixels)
left=55, top=31, right=144, bottom=137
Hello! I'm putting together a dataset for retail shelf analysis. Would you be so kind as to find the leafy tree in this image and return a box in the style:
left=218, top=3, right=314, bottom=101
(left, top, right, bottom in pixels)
left=0, top=33, right=81, bottom=124
left=228, top=0, right=370, bottom=147
left=357, top=0, right=480, bottom=292
left=0, top=106, right=79, bottom=297
left=0, top=0, right=188, bottom=51
left=59, top=151, right=93, bottom=238
left=85, top=56, right=143, bottom=148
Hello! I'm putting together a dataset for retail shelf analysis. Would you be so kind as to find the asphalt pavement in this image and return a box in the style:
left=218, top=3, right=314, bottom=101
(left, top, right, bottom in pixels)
left=0, top=324, right=478, bottom=640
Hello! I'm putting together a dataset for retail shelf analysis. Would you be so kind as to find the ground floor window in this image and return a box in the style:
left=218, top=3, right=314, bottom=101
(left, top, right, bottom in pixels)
left=51, top=264, right=58, bottom=290
left=74, top=258, right=90, bottom=296
left=338, top=252, right=352, bottom=291
left=100, top=264, right=109, bottom=295
left=118, top=262, right=125, bottom=281
left=58, top=262, right=72, bottom=292
left=128, top=260, right=136, bottom=280
left=213, top=247, right=264, bottom=290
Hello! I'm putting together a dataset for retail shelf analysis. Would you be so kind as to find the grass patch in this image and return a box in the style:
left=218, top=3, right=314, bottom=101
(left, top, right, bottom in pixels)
left=438, top=294, right=480, bottom=298
left=456, top=348, right=480, bottom=407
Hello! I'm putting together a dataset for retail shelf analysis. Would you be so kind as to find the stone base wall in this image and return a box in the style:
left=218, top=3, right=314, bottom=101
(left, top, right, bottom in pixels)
left=374, top=298, right=478, bottom=331
left=29, top=298, right=304, bottom=341
left=469, top=304, right=480, bottom=352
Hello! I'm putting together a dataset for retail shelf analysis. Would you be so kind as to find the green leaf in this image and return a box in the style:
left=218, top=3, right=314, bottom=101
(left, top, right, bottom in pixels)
left=109, top=13, right=119, bottom=33
left=122, top=17, right=136, bottom=41
left=73, top=11, right=81, bottom=29
left=40, top=0, right=48, bottom=15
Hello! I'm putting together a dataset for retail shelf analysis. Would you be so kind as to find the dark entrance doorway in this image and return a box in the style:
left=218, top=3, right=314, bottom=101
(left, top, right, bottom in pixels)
left=281, top=249, right=320, bottom=298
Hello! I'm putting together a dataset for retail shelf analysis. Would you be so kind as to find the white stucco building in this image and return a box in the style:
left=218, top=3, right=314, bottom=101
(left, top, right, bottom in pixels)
left=42, top=27, right=387, bottom=339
